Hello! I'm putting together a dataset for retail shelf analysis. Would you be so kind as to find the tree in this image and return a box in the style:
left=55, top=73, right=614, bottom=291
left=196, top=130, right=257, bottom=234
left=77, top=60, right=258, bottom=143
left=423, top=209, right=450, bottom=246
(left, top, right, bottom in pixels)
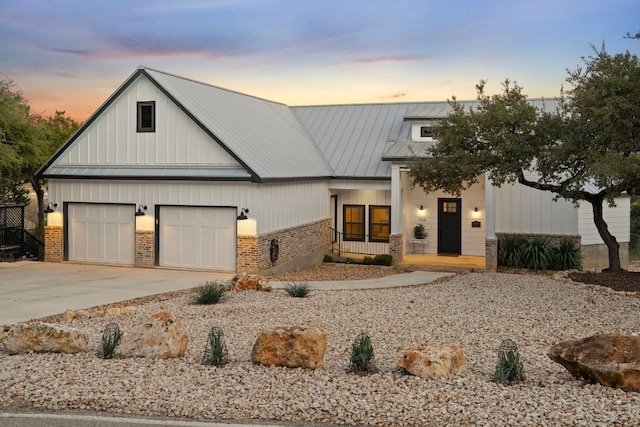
left=409, top=46, right=640, bottom=272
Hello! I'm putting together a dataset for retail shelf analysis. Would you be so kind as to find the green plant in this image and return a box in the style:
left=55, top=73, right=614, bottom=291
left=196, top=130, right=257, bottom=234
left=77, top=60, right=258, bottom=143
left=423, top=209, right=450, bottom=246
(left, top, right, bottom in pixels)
left=348, top=333, right=377, bottom=374
left=362, top=256, right=374, bottom=265
left=493, top=340, right=525, bottom=385
left=345, top=258, right=355, bottom=264
left=100, top=323, right=123, bottom=359
left=202, top=326, right=229, bottom=366
left=552, top=238, right=582, bottom=271
left=373, top=254, right=393, bottom=266
left=284, top=282, right=311, bottom=298
left=323, top=254, right=334, bottom=263
left=191, top=281, right=226, bottom=305
left=413, top=224, right=427, bottom=239
left=522, top=236, right=553, bottom=270
left=498, top=234, right=526, bottom=268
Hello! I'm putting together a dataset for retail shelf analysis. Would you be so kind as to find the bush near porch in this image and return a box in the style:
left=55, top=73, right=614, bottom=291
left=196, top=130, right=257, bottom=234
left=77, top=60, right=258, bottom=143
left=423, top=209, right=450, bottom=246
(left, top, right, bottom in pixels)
left=497, top=233, right=582, bottom=271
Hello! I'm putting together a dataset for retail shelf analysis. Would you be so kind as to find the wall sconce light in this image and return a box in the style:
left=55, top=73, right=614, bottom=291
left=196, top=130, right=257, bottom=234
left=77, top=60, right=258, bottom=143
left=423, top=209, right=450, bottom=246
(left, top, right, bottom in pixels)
left=237, top=208, right=249, bottom=220
left=419, top=205, right=424, bottom=211
left=474, top=207, right=479, bottom=212
left=44, top=202, right=57, bottom=214
left=135, top=205, right=147, bottom=216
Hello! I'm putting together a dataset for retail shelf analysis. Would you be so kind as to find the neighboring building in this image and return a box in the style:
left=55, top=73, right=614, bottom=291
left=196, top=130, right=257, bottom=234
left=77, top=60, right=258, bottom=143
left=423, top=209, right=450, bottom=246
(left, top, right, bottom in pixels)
left=38, top=67, right=629, bottom=273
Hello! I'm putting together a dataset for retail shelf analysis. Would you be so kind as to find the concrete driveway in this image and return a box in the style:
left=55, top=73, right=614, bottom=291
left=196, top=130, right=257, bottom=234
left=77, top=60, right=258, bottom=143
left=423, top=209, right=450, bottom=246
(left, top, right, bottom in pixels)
left=0, top=261, right=234, bottom=325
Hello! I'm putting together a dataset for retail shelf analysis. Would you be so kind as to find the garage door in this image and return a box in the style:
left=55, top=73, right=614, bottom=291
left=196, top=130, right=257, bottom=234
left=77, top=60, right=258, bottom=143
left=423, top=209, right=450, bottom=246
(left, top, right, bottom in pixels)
left=159, top=206, right=236, bottom=271
left=68, top=204, right=135, bottom=265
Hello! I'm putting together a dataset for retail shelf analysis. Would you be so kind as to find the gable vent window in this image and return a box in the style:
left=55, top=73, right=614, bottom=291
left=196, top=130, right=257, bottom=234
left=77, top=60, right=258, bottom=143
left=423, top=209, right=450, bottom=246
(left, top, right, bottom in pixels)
left=420, top=126, right=433, bottom=138
left=137, top=101, right=155, bottom=133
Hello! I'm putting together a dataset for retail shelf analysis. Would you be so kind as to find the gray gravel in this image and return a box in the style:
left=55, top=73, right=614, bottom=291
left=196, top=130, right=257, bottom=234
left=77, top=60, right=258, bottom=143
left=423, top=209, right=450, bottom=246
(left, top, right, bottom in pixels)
left=1, top=272, right=640, bottom=426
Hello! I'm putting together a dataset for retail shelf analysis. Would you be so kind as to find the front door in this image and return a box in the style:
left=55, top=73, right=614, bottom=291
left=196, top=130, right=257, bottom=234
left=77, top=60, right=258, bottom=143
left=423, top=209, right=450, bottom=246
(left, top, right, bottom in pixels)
left=437, top=198, right=461, bottom=255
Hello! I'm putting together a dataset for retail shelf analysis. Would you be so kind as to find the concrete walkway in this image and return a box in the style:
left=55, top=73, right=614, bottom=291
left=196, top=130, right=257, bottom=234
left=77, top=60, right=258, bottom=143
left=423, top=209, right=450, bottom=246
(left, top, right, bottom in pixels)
left=0, top=262, right=454, bottom=326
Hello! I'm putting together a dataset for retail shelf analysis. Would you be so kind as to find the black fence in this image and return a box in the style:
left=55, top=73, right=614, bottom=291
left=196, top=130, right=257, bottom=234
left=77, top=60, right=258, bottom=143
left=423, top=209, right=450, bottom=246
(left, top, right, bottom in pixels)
left=631, top=234, right=640, bottom=251
left=0, top=204, right=44, bottom=261
left=330, top=228, right=389, bottom=257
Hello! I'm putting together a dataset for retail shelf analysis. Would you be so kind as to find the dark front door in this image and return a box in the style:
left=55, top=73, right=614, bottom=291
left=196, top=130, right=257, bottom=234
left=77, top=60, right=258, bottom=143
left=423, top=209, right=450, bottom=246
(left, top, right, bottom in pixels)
left=437, top=198, right=462, bottom=255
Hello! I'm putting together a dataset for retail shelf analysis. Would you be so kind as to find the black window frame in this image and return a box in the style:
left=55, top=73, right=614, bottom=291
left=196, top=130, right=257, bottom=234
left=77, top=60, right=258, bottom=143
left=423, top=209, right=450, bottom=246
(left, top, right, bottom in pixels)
left=343, top=204, right=365, bottom=242
left=420, top=125, right=433, bottom=138
left=137, top=101, right=156, bottom=133
left=369, top=205, right=391, bottom=243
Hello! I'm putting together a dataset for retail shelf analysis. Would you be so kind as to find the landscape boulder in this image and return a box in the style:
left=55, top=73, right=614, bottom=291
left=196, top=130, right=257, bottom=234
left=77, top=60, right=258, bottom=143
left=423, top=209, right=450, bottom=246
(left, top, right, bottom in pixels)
left=251, top=325, right=327, bottom=369
left=117, top=310, right=189, bottom=359
left=231, top=273, right=272, bottom=291
left=0, top=322, right=89, bottom=355
left=397, top=344, right=465, bottom=379
left=548, top=334, right=640, bottom=391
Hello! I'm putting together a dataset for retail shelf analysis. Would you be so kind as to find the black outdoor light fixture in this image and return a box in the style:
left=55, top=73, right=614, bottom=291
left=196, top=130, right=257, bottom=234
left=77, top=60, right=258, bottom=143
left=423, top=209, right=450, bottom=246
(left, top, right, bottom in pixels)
left=44, top=202, right=57, bottom=214
left=135, top=205, right=147, bottom=216
left=237, top=208, right=249, bottom=220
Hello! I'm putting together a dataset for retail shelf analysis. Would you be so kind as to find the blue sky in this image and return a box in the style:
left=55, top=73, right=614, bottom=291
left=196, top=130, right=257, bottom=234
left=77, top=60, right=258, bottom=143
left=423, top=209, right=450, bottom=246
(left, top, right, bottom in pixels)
left=1, top=0, right=639, bottom=121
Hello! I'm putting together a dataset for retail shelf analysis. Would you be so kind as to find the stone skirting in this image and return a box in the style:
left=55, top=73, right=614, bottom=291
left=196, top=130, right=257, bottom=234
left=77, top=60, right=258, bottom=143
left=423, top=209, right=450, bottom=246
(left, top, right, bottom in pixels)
left=44, top=226, right=63, bottom=262
left=485, top=238, right=497, bottom=271
left=135, top=230, right=155, bottom=268
left=237, top=219, right=331, bottom=274
left=389, top=233, right=403, bottom=265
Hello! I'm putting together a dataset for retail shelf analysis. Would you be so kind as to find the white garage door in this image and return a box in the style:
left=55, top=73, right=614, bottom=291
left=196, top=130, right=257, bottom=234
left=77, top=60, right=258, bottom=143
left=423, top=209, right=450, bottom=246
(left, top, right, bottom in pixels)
left=159, top=206, right=236, bottom=271
left=68, top=204, right=135, bottom=265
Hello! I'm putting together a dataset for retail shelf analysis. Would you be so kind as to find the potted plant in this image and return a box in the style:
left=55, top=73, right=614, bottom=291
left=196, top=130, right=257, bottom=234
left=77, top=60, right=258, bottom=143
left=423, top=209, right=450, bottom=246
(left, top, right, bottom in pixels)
left=413, top=224, right=427, bottom=240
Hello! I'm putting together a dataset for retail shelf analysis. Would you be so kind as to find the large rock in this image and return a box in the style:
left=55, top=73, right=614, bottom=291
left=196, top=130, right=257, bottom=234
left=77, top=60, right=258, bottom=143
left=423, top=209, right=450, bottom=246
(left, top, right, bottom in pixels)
left=397, top=344, right=465, bottom=379
left=231, top=273, right=271, bottom=291
left=117, top=310, right=189, bottom=359
left=548, top=334, right=640, bottom=391
left=251, top=325, right=327, bottom=369
left=0, top=322, right=89, bottom=355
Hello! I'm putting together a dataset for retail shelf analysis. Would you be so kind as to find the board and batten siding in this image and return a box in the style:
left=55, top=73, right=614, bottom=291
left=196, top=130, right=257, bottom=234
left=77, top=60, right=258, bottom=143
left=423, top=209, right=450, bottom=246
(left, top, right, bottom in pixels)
left=54, top=76, right=239, bottom=167
left=494, top=182, right=578, bottom=235
left=578, top=196, right=630, bottom=244
left=48, top=179, right=330, bottom=235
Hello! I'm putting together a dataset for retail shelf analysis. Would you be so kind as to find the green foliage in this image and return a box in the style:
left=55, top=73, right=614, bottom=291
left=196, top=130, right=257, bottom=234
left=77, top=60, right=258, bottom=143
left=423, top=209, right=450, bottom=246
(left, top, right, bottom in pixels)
left=284, top=282, right=311, bottom=298
left=631, top=202, right=640, bottom=235
left=100, top=323, right=123, bottom=359
left=202, top=326, right=229, bottom=366
left=493, top=340, right=525, bottom=385
left=552, top=239, right=582, bottom=271
left=498, top=235, right=526, bottom=268
left=362, top=256, right=374, bottom=265
left=191, top=281, right=226, bottom=305
left=345, top=258, right=355, bottom=264
left=413, top=224, right=427, bottom=239
left=348, top=333, right=377, bottom=374
left=522, top=236, right=553, bottom=271
left=323, top=254, right=334, bottom=263
left=373, top=254, right=393, bottom=266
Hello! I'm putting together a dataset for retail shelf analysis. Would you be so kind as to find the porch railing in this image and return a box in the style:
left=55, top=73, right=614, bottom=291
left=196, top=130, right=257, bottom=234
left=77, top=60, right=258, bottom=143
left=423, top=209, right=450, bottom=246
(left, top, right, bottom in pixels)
left=330, top=228, right=389, bottom=257
left=0, top=227, right=44, bottom=261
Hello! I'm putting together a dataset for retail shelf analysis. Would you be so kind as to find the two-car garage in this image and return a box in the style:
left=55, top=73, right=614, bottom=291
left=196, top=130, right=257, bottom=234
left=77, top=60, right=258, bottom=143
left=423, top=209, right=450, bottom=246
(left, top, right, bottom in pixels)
left=66, top=203, right=236, bottom=271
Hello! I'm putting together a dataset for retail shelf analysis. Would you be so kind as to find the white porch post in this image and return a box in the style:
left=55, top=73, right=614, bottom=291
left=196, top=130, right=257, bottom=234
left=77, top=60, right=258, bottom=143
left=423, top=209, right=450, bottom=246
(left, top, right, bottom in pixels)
left=391, top=164, right=402, bottom=233
left=485, top=173, right=497, bottom=270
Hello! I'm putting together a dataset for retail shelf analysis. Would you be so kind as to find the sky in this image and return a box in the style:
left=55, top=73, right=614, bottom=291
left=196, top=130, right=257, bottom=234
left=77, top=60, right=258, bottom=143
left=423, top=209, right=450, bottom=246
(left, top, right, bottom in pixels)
left=1, top=0, right=639, bottom=122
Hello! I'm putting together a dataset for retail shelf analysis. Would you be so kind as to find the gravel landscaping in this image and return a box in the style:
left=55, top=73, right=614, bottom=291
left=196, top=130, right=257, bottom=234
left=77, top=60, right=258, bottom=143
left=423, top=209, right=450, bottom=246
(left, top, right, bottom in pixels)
left=1, top=268, right=640, bottom=426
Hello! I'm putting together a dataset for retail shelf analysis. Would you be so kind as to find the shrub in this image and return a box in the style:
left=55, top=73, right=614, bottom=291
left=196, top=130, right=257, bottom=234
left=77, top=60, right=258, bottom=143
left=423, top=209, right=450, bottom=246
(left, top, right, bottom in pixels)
left=202, top=326, right=229, bottom=366
left=362, top=256, right=374, bottom=265
left=348, top=333, right=377, bottom=374
left=373, top=254, right=393, bottom=266
left=413, top=224, right=427, bottom=239
left=345, top=258, right=355, bottom=264
left=551, top=238, right=582, bottom=271
left=323, top=254, right=334, bottom=263
left=498, top=234, right=526, bottom=268
left=191, top=281, right=226, bottom=305
left=522, top=236, right=553, bottom=270
left=284, top=282, right=311, bottom=298
left=100, top=322, right=123, bottom=359
left=493, top=339, right=525, bottom=385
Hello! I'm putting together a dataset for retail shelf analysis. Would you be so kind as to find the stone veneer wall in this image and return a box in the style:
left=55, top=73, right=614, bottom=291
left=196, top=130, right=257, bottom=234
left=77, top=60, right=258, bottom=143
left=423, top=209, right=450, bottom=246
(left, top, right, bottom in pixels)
left=237, top=219, right=331, bottom=274
left=44, top=226, right=63, bottom=262
left=135, top=230, right=155, bottom=268
left=485, top=238, right=497, bottom=271
left=582, top=242, right=629, bottom=271
left=389, top=233, right=403, bottom=265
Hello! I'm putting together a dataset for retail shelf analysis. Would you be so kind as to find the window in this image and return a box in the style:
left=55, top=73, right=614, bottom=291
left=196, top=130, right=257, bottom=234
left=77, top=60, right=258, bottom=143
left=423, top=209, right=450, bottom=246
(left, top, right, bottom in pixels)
left=369, top=205, right=391, bottom=242
left=137, top=101, right=155, bottom=132
left=442, top=201, right=457, bottom=213
left=344, top=205, right=365, bottom=241
left=420, top=126, right=433, bottom=138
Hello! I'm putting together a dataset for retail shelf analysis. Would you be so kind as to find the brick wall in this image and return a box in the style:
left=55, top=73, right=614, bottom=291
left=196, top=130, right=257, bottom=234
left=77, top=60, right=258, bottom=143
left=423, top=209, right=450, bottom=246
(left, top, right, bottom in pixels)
left=44, top=226, right=63, bottom=262
left=135, top=230, right=155, bottom=268
left=389, top=233, right=403, bottom=265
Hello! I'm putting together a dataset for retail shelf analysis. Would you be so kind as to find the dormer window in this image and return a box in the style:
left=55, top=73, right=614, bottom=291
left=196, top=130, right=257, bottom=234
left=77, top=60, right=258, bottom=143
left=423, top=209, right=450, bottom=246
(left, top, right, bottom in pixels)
left=411, top=120, right=437, bottom=141
left=420, top=126, right=433, bottom=138
left=137, top=101, right=155, bottom=133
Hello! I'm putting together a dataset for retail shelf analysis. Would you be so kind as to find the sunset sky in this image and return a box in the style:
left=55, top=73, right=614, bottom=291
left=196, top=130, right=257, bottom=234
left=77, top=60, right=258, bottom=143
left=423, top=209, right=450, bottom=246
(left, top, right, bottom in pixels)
left=1, top=0, right=639, bottom=122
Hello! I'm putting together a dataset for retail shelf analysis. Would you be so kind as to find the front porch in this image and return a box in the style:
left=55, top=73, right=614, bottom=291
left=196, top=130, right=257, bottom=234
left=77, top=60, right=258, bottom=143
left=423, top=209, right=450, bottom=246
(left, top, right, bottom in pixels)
left=400, top=253, right=486, bottom=270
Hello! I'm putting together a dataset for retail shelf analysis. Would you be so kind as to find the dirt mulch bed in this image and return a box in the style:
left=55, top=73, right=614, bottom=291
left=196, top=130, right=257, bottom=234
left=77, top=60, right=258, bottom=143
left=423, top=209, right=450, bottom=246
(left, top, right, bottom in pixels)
left=568, top=270, right=640, bottom=293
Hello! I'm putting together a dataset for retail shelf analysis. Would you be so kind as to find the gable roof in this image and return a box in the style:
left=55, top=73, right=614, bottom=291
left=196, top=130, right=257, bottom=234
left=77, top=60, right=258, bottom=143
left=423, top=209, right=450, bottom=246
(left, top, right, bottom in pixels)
left=39, top=67, right=334, bottom=182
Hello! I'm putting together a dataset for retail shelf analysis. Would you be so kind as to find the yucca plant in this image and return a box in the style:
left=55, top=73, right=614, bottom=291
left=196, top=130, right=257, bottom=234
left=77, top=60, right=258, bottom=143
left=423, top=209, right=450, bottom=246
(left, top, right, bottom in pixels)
left=348, top=333, right=377, bottom=374
left=498, top=234, right=525, bottom=268
left=284, top=282, right=311, bottom=298
left=522, top=236, right=553, bottom=270
left=493, top=339, right=525, bottom=385
left=100, top=322, right=123, bottom=359
left=191, top=281, right=226, bottom=305
left=202, top=326, right=229, bottom=366
left=552, top=238, right=582, bottom=271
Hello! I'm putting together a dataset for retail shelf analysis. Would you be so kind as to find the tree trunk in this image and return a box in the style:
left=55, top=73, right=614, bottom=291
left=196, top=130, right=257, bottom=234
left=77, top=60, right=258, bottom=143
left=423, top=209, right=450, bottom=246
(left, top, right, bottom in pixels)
left=588, top=196, right=622, bottom=272
left=31, top=179, right=45, bottom=242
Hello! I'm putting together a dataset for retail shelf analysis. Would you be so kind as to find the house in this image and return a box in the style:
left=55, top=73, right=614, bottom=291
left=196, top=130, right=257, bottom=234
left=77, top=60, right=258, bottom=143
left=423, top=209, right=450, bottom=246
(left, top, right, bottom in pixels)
left=38, top=67, right=630, bottom=273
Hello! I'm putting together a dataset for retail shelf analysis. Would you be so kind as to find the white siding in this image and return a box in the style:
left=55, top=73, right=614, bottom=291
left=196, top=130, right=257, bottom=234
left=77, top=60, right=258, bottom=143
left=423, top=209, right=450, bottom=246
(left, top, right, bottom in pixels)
left=494, top=182, right=578, bottom=235
left=578, top=196, right=630, bottom=244
left=54, top=76, right=240, bottom=167
left=48, top=179, right=329, bottom=235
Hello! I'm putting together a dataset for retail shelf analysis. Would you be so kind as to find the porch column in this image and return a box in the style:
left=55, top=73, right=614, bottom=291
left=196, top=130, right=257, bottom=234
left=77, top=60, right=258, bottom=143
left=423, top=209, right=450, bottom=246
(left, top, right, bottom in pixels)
left=485, top=173, right=497, bottom=271
left=391, top=164, right=402, bottom=233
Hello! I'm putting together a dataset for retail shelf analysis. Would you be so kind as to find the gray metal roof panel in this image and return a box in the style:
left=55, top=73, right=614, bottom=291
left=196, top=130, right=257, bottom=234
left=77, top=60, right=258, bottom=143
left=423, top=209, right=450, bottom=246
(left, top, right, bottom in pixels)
left=44, top=166, right=252, bottom=179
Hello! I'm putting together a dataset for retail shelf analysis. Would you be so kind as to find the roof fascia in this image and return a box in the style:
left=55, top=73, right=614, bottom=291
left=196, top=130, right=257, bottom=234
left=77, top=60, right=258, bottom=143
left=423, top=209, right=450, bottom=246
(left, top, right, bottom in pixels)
left=42, top=174, right=254, bottom=182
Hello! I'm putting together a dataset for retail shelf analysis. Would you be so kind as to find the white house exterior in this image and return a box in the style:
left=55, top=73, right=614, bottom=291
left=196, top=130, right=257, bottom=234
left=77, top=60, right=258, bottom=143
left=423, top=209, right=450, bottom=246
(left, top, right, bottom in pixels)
left=38, top=67, right=629, bottom=273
